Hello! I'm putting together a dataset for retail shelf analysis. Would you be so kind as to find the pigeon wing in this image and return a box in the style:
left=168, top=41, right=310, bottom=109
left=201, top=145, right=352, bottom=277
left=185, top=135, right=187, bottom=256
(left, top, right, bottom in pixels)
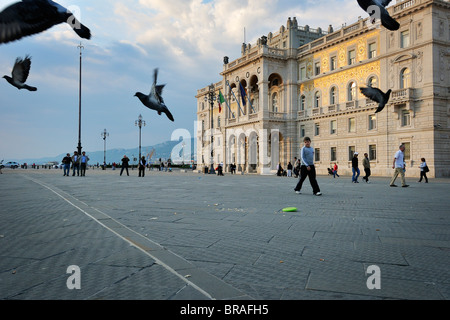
left=357, top=0, right=371, bottom=11
left=378, top=0, right=393, bottom=7
left=0, top=1, right=61, bottom=44
left=380, top=8, right=400, bottom=31
left=360, top=86, right=383, bottom=103
left=155, top=84, right=165, bottom=97
left=375, top=103, right=386, bottom=113
left=162, top=107, right=174, bottom=122
left=153, top=68, right=159, bottom=85
left=11, top=56, right=32, bottom=83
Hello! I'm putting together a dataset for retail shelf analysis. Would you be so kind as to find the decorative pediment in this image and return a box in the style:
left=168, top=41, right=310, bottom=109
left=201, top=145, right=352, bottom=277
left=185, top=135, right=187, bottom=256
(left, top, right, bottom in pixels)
left=393, top=53, right=416, bottom=63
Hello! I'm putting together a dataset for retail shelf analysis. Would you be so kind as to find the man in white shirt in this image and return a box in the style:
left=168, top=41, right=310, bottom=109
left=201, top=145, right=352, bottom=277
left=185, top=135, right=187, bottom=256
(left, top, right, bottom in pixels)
left=389, top=144, right=409, bottom=187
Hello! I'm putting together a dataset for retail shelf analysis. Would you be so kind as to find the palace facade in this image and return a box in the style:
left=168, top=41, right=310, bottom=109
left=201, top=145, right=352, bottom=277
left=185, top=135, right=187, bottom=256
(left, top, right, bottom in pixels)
left=196, top=0, right=450, bottom=177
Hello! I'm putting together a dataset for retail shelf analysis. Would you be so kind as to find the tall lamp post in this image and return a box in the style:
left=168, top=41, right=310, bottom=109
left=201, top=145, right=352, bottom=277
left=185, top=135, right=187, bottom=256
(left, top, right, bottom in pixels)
left=135, top=114, right=146, bottom=163
left=76, top=42, right=84, bottom=156
left=101, top=129, right=109, bottom=169
left=204, top=84, right=216, bottom=174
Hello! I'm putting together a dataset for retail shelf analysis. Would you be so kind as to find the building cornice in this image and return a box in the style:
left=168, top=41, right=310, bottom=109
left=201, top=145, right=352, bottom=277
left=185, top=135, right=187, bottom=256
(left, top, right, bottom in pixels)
left=295, top=0, right=445, bottom=58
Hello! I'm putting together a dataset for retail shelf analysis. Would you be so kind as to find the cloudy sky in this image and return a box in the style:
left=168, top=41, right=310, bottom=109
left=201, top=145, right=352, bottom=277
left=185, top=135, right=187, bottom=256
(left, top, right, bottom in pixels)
left=0, top=0, right=363, bottom=161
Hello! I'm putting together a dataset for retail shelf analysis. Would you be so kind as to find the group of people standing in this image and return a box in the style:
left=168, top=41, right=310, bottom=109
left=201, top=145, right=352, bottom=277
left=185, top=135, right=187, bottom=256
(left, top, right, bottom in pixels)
left=62, top=151, right=89, bottom=176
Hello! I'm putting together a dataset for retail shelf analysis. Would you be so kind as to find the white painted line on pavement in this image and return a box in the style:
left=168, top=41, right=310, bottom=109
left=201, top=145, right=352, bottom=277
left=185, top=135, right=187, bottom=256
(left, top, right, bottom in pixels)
left=22, top=174, right=215, bottom=300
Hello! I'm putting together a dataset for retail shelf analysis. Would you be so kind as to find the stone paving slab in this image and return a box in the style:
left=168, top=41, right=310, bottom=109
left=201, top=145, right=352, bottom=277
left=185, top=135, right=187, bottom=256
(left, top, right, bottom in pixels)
left=0, top=168, right=449, bottom=301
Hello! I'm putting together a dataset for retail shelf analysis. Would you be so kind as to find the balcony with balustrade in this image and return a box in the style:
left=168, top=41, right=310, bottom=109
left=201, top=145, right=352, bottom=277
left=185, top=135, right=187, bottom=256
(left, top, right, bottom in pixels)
left=295, top=88, right=416, bottom=121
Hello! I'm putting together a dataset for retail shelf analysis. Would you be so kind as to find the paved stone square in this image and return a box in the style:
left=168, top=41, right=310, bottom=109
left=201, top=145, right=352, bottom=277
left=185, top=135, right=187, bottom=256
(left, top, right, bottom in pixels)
left=0, top=168, right=449, bottom=301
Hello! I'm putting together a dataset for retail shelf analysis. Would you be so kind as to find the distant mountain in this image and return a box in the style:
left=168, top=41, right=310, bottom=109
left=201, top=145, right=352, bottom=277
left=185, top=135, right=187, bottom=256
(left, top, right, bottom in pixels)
left=12, top=138, right=196, bottom=165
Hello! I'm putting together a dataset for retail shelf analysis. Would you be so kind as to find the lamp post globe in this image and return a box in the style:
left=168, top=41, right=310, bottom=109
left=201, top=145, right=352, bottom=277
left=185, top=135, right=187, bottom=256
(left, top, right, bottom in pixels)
left=135, top=114, right=146, bottom=162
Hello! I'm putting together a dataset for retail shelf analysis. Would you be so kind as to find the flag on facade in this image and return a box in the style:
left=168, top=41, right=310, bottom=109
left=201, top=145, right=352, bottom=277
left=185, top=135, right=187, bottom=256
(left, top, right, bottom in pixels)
left=239, top=83, right=247, bottom=106
left=218, top=90, right=225, bottom=113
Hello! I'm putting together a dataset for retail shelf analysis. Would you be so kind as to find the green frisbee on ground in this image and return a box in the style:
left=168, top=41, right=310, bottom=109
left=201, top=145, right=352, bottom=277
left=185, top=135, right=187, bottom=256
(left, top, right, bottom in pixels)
left=282, top=207, right=298, bottom=212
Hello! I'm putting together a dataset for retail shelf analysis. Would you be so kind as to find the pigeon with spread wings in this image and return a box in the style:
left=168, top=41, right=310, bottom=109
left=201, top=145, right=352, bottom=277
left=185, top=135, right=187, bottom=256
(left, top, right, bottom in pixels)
left=134, top=69, right=174, bottom=122
left=360, top=86, right=391, bottom=113
left=3, top=55, right=37, bottom=91
left=357, top=0, right=400, bottom=31
left=0, top=0, right=91, bottom=44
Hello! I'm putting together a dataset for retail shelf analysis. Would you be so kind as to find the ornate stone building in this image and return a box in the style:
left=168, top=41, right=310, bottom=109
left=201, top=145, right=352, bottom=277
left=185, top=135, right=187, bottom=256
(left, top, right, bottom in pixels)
left=196, top=0, right=450, bottom=177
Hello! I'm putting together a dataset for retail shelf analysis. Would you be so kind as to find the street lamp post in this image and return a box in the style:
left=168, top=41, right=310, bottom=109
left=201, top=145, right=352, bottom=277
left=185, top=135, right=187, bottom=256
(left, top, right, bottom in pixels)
left=101, top=129, right=109, bottom=170
left=204, top=84, right=216, bottom=174
left=135, top=114, right=146, bottom=163
left=77, top=42, right=84, bottom=156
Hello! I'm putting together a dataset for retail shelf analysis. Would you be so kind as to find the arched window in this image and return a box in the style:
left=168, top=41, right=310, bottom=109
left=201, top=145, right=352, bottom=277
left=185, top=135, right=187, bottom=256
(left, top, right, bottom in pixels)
left=400, top=68, right=410, bottom=89
left=300, top=95, right=306, bottom=110
left=314, top=91, right=321, bottom=108
left=330, top=87, right=337, bottom=105
left=367, top=76, right=377, bottom=87
left=348, top=81, right=357, bottom=101
left=272, top=92, right=278, bottom=112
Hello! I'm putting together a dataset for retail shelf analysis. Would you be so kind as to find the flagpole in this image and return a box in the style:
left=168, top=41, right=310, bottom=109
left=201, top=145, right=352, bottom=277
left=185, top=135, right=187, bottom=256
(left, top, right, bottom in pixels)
left=247, top=90, right=255, bottom=113
left=219, top=90, right=233, bottom=117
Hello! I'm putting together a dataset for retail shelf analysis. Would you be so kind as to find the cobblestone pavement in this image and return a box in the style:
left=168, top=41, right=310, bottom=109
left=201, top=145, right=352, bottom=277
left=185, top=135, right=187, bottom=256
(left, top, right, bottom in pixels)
left=0, top=168, right=449, bottom=301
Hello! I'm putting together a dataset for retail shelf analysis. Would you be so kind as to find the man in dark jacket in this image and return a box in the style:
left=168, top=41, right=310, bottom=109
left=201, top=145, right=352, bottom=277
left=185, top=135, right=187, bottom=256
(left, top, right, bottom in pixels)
left=62, top=153, right=72, bottom=176
left=352, top=152, right=360, bottom=183
left=362, top=153, right=371, bottom=183
left=72, top=151, right=80, bottom=176
left=120, top=155, right=130, bottom=176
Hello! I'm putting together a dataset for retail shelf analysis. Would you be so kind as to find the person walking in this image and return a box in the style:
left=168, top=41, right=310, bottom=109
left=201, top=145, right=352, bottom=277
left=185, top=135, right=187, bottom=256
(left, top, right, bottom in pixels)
left=332, top=163, right=339, bottom=178
left=362, top=153, right=371, bottom=183
left=352, top=152, right=360, bottom=183
left=80, top=151, right=89, bottom=176
left=294, top=137, right=322, bottom=196
left=62, top=153, right=72, bottom=176
left=418, top=158, right=429, bottom=183
left=71, top=151, right=80, bottom=176
left=120, top=155, right=130, bottom=176
left=138, top=156, right=146, bottom=177
left=390, top=144, right=409, bottom=187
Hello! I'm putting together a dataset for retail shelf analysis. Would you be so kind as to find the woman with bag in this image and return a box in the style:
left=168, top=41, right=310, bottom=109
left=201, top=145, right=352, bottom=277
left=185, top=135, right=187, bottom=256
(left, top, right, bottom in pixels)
left=418, top=158, right=429, bottom=183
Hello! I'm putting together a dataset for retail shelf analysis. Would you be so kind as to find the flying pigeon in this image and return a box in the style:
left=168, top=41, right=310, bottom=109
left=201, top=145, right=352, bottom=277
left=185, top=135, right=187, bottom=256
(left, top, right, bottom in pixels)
left=134, top=69, right=175, bottom=122
left=0, top=0, right=91, bottom=45
left=3, top=55, right=37, bottom=91
left=357, top=0, right=400, bottom=31
left=360, top=86, right=391, bottom=113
